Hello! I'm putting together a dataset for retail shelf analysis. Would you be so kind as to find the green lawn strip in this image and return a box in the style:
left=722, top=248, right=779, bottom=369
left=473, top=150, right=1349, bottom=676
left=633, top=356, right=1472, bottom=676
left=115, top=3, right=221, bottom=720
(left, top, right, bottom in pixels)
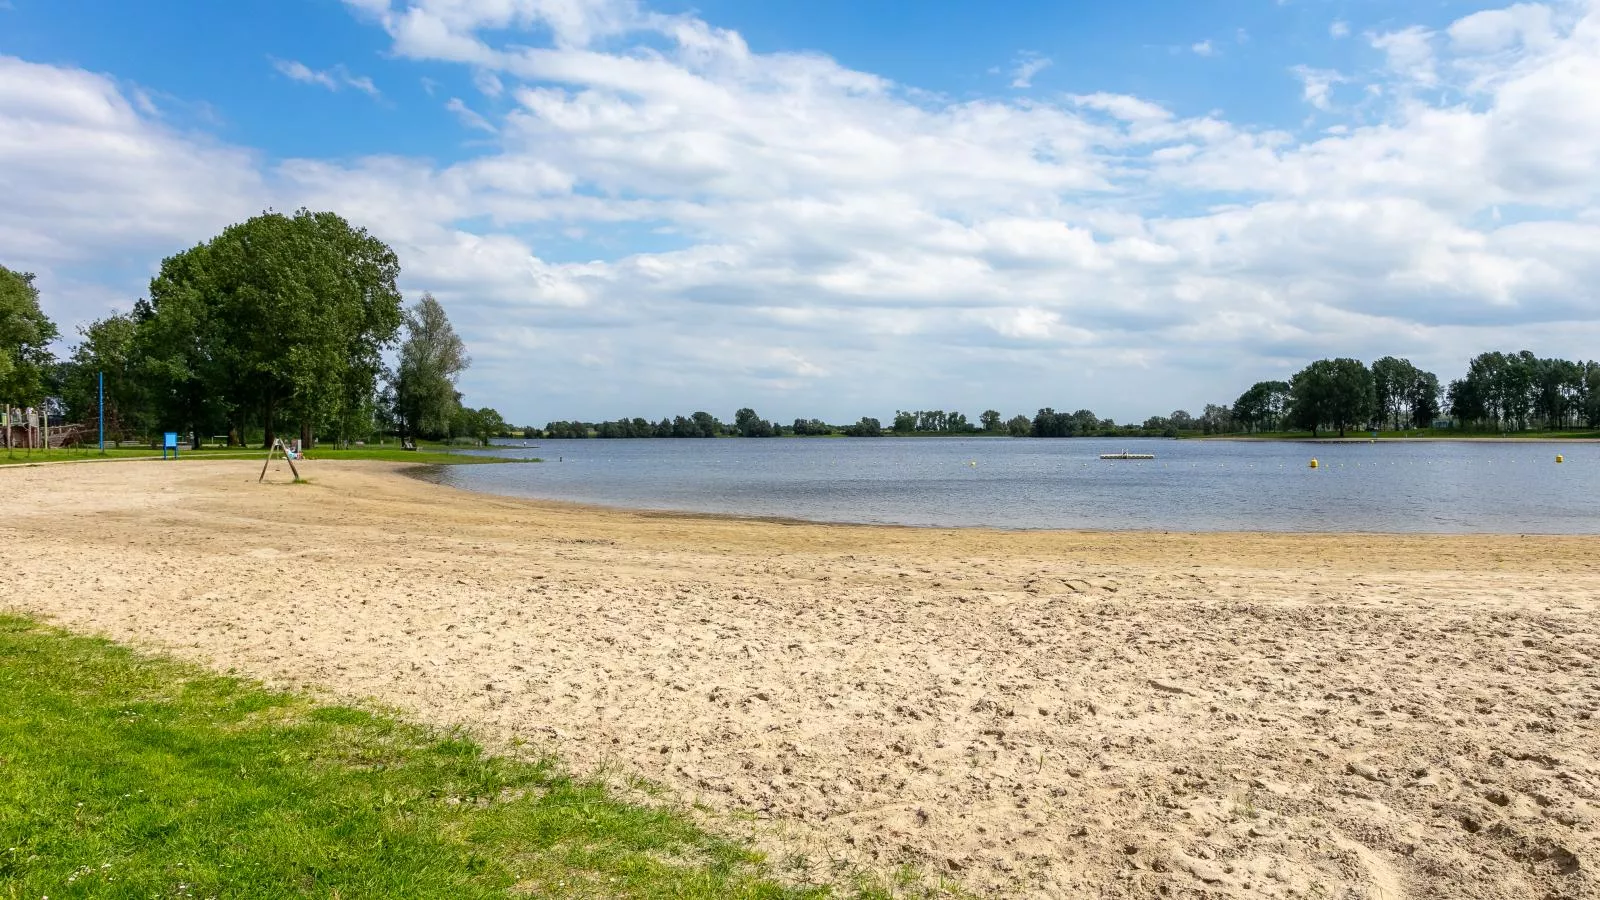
left=0, top=446, right=527, bottom=466
left=0, top=615, right=817, bottom=899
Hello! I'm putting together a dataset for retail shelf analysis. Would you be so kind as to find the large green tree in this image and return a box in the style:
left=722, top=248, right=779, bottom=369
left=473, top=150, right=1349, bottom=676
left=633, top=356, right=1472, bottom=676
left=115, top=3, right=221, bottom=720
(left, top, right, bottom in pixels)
left=1407, top=369, right=1442, bottom=428
left=133, top=252, right=227, bottom=448
left=394, top=292, right=470, bottom=440
left=1370, top=356, right=1417, bottom=430
left=733, top=407, right=777, bottom=437
left=1231, top=381, right=1290, bottom=433
left=0, top=265, right=59, bottom=418
left=143, top=210, right=403, bottom=447
left=1288, top=358, right=1375, bottom=437
left=60, top=313, right=151, bottom=438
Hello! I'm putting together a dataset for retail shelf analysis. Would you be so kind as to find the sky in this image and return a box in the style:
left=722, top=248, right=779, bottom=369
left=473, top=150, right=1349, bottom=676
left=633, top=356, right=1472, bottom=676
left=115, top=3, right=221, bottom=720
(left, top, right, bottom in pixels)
left=3, top=0, right=1600, bottom=425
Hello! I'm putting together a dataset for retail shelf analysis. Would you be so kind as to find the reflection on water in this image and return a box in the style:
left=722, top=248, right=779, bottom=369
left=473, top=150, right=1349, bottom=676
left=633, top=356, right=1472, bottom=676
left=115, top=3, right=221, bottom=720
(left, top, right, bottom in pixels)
left=424, top=437, right=1600, bottom=533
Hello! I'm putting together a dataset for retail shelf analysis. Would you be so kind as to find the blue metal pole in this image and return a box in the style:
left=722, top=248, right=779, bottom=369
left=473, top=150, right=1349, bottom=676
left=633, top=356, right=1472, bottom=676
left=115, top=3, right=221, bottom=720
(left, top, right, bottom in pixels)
left=98, top=371, right=105, bottom=453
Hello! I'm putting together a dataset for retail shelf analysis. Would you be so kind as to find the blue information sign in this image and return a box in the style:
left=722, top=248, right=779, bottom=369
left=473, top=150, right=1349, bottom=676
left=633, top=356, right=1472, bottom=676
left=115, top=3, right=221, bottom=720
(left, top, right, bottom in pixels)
left=162, top=432, right=179, bottom=459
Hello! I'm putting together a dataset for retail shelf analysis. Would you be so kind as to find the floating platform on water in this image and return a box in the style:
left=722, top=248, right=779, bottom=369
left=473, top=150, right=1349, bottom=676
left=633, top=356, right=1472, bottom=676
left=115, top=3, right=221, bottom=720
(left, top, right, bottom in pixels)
left=1100, top=452, right=1155, bottom=460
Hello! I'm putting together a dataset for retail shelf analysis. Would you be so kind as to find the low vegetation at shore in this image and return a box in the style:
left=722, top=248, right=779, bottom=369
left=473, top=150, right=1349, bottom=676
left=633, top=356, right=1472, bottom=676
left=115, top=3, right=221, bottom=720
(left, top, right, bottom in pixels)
left=0, top=615, right=812, bottom=899
left=0, top=444, right=528, bottom=467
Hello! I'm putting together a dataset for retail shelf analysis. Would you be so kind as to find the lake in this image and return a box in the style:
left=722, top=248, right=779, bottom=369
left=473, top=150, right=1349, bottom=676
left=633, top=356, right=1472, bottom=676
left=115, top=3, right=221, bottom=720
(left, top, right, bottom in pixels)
left=421, top=437, right=1600, bottom=533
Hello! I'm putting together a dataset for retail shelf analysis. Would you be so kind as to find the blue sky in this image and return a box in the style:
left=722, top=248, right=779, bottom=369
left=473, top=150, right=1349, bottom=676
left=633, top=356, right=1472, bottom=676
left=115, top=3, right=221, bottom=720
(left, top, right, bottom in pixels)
left=3, top=0, right=1599, bottom=424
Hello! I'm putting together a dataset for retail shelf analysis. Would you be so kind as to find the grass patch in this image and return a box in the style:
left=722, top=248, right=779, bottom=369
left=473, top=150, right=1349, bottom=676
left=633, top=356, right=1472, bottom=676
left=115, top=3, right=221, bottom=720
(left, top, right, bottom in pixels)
left=0, top=447, right=179, bottom=465
left=0, top=445, right=528, bottom=467
left=0, top=615, right=817, bottom=899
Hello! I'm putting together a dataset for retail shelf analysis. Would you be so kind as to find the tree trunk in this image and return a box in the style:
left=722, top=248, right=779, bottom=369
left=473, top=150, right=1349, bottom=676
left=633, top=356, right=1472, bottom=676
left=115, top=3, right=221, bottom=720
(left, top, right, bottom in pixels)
left=300, top=421, right=313, bottom=451
left=262, top=397, right=276, bottom=449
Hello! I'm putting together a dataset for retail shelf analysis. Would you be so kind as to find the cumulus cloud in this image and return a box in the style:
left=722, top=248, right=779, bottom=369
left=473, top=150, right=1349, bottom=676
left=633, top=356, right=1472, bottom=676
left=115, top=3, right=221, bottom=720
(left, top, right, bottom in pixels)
left=1448, top=3, right=1556, bottom=53
left=1191, top=40, right=1216, bottom=57
left=1330, top=20, right=1350, bottom=39
left=7, top=0, right=1600, bottom=422
left=271, top=58, right=381, bottom=96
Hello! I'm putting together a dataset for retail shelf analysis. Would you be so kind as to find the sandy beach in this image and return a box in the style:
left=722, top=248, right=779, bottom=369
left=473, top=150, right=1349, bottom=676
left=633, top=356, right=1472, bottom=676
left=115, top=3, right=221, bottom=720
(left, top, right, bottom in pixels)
left=4, top=459, right=1596, bottom=898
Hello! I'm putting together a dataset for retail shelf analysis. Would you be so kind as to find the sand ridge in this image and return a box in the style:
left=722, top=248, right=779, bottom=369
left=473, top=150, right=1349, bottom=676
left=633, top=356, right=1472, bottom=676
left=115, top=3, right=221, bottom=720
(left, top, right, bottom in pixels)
left=4, top=459, right=1597, bottom=898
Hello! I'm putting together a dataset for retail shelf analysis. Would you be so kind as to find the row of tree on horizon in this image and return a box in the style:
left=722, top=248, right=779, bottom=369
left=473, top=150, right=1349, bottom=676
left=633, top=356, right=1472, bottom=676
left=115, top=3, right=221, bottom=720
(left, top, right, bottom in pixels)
left=531, top=352, right=1600, bottom=441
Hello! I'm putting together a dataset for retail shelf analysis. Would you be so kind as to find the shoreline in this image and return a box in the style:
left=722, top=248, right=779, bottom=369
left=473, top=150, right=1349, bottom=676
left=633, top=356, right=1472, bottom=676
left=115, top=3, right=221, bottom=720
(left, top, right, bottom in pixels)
left=6, top=459, right=1597, bottom=898
left=1195, top=434, right=1600, bottom=442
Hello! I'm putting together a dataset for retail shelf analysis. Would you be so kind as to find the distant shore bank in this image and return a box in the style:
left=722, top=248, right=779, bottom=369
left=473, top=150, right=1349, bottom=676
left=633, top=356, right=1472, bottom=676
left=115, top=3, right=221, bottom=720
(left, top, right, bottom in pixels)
left=1196, top=434, right=1600, bottom=443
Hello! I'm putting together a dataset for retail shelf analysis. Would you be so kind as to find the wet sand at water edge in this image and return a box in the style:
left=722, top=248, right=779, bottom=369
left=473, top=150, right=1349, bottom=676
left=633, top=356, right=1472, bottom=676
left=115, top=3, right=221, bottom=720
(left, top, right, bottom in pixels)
left=3, top=459, right=1596, bottom=898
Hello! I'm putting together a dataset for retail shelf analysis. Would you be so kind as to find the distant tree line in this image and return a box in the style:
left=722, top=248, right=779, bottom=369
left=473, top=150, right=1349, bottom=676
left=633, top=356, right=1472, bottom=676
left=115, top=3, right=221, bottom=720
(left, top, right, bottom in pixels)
left=5, top=211, right=510, bottom=450
left=1446, top=351, right=1600, bottom=431
left=1227, top=356, right=1442, bottom=438
left=532, top=406, right=1193, bottom=439
left=1227, top=351, right=1600, bottom=437
left=531, top=350, right=1600, bottom=443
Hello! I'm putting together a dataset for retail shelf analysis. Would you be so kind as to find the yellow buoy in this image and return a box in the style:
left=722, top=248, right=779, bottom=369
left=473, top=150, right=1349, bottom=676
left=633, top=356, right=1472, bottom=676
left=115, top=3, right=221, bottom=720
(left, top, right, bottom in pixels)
left=1309, top=458, right=1319, bottom=469
left=1557, top=454, right=1564, bottom=464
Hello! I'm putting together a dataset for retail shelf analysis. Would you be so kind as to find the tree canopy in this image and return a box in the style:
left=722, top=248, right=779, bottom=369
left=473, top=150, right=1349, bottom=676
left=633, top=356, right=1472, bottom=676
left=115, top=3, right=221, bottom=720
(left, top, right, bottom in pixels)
left=1231, top=382, right=1290, bottom=433
left=394, top=292, right=470, bottom=440
left=138, top=209, right=403, bottom=447
left=1288, top=358, right=1375, bottom=438
left=0, top=265, right=59, bottom=406
left=1448, top=351, right=1598, bottom=431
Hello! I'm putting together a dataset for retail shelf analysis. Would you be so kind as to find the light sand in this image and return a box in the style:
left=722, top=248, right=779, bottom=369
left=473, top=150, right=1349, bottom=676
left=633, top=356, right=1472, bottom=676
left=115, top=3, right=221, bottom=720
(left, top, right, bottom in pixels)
left=4, top=459, right=1596, bottom=898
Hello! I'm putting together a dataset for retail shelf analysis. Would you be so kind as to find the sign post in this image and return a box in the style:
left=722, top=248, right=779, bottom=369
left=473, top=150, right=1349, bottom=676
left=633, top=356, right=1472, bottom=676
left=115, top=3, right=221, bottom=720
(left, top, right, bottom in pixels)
left=98, top=372, right=105, bottom=453
left=162, top=432, right=179, bottom=460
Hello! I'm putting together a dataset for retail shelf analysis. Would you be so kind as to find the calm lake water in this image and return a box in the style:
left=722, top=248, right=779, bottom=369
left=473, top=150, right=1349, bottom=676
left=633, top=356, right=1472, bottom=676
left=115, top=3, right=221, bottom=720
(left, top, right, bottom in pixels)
left=423, top=437, right=1600, bottom=533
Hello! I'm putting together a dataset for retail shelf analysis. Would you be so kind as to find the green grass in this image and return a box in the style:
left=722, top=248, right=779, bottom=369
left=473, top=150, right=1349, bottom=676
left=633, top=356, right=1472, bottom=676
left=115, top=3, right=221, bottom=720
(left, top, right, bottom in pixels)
left=0, top=445, right=528, bottom=466
left=0, top=446, right=176, bottom=464
left=0, top=615, right=819, bottom=899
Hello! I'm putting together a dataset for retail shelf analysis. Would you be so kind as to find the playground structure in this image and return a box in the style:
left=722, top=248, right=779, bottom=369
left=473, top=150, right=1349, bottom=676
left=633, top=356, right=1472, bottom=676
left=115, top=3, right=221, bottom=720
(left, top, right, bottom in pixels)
left=4, top=403, right=135, bottom=451
left=3, top=406, right=67, bottom=450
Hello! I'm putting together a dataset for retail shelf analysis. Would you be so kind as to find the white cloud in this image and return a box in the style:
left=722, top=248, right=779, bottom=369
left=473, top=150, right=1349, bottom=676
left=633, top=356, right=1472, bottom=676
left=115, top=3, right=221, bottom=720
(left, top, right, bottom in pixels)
left=1330, top=20, right=1350, bottom=39
left=345, top=0, right=643, bottom=52
left=473, top=69, right=504, bottom=97
left=273, top=58, right=338, bottom=89
left=1448, top=3, right=1556, bottom=53
left=1007, top=52, right=1052, bottom=88
left=9, top=1, right=1600, bottom=423
left=271, top=58, right=382, bottom=96
left=1191, top=40, right=1216, bottom=57
left=1291, top=65, right=1345, bottom=110
left=446, top=97, right=497, bottom=132
left=1370, top=25, right=1439, bottom=87
left=1070, top=92, right=1172, bottom=122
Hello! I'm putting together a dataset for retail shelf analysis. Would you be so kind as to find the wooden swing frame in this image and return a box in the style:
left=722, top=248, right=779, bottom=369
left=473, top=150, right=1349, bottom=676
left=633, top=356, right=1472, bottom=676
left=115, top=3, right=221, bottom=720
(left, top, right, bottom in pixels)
left=258, top=438, right=302, bottom=483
